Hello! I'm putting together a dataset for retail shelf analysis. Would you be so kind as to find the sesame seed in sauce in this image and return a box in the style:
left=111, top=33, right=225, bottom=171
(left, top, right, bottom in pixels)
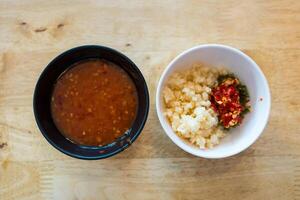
left=51, top=59, right=138, bottom=146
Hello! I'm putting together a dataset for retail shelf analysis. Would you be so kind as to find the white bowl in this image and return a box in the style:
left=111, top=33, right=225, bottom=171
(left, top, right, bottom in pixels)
left=156, top=44, right=271, bottom=159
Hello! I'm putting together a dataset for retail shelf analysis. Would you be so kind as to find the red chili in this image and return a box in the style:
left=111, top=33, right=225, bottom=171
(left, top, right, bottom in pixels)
left=210, top=78, right=244, bottom=128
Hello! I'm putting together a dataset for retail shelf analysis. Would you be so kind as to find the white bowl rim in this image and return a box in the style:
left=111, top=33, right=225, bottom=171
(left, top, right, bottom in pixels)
left=156, top=44, right=271, bottom=159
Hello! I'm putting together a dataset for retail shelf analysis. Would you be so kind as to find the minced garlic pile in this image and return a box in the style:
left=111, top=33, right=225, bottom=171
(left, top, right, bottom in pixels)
left=163, top=64, right=228, bottom=149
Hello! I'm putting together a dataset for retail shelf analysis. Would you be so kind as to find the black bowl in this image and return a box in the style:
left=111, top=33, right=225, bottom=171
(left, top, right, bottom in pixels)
left=33, top=45, right=149, bottom=160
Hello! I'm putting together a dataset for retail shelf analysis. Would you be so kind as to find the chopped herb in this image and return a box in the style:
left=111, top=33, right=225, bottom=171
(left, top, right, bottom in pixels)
left=217, top=73, right=236, bottom=84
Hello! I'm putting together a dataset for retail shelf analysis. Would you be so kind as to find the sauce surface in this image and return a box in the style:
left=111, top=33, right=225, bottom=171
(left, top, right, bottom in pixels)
left=51, top=59, right=138, bottom=146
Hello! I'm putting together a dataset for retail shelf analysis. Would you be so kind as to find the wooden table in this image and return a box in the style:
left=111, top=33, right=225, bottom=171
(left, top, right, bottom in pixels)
left=0, top=0, right=299, bottom=199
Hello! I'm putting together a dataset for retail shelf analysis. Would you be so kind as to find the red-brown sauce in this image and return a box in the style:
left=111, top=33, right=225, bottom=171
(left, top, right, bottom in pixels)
left=51, top=59, right=138, bottom=146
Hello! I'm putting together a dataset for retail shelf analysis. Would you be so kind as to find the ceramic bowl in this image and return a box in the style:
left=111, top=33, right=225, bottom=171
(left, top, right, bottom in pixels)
left=34, top=45, right=149, bottom=159
left=156, top=44, right=271, bottom=158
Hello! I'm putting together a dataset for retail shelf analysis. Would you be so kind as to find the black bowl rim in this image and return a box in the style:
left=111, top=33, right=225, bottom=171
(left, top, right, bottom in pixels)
left=33, top=45, right=149, bottom=160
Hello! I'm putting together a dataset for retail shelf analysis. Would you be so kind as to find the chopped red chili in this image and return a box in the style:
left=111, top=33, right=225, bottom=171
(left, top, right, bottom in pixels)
left=210, top=75, right=250, bottom=129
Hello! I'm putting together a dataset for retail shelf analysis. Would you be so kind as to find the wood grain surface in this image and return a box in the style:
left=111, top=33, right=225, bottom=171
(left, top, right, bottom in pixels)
left=0, top=0, right=300, bottom=199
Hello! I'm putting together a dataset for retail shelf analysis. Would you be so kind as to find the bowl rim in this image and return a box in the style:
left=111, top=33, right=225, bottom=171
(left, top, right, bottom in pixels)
left=33, top=45, right=149, bottom=160
left=156, top=44, right=271, bottom=159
